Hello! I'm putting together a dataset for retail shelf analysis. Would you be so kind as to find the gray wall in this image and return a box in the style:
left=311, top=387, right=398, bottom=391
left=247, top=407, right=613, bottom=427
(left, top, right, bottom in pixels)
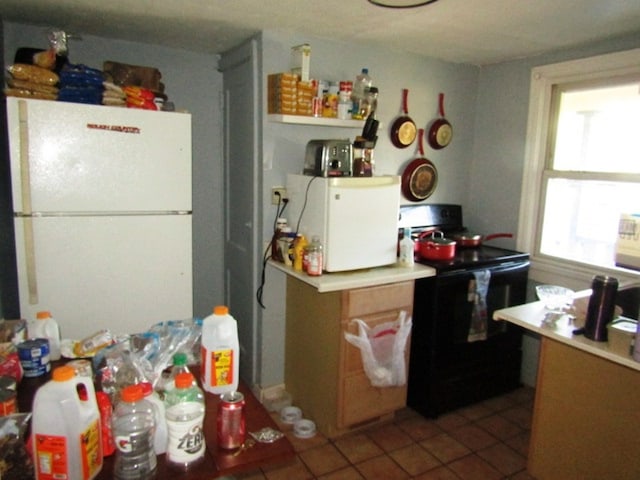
left=2, top=21, right=225, bottom=320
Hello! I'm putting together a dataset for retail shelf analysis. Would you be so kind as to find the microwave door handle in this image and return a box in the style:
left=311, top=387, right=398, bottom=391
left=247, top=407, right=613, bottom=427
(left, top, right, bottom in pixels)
left=18, top=100, right=38, bottom=304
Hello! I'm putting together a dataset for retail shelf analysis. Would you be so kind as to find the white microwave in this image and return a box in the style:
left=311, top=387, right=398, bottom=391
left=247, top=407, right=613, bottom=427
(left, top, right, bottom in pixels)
left=616, top=213, right=640, bottom=271
left=286, top=174, right=401, bottom=272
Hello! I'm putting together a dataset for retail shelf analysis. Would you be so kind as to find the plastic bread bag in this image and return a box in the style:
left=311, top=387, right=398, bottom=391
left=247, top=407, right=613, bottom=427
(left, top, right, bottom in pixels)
left=92, top=333, right=157, bottom=403
left=93, top=318, right=202, bottom=401
left=0, top=413, right=34, bottom=480
left=146, top=317, right=202, bottom=388
left=344, top=310, right=412, bottom=388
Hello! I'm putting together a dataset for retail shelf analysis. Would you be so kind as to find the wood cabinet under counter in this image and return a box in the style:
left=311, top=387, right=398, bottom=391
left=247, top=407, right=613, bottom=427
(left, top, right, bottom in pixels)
left=494, top=299, right=640, bottom=479
left=285, top=276, right=415, bottom=437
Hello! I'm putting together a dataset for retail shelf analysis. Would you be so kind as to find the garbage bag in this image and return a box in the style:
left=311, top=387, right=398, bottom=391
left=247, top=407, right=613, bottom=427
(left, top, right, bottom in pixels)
left=344, top=310, right=412, bottom=387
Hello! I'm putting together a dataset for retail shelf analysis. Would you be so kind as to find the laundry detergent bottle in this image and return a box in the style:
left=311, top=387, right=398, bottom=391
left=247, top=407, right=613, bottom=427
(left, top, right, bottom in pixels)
left=200, top=305, right=239, bottom=394
left=32, top=365, right=103, bottom=480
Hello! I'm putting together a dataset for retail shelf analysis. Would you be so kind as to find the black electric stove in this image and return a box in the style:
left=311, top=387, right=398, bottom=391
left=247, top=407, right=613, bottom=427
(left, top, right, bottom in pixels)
left=399, top=203, right=529, bottom=272
left=400, top=204, right=530, bottom=418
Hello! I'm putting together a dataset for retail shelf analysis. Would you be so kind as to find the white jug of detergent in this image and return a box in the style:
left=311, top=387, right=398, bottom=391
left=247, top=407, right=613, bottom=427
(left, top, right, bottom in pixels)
left=29, top=310, right=61, bottom=361
left=32, top=365, right=103, bottom=480
left=200, top=305, right=239, bottom=394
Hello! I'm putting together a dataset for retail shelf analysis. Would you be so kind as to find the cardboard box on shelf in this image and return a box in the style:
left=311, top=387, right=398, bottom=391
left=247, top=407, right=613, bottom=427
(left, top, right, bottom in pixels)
left=268, top=73, right=300, bottom=114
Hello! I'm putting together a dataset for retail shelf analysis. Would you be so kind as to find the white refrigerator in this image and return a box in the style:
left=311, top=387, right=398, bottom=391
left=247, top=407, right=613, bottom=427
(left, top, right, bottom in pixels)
left=6, top=97, right=193, bottom=339
left=286, top=174, right=401, bottom=272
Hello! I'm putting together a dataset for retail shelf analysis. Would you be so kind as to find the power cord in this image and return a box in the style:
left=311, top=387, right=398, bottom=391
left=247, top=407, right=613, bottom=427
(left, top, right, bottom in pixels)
left=293, top=176, right=317, bottom=236
left=256, top=192, right=289, bottom=309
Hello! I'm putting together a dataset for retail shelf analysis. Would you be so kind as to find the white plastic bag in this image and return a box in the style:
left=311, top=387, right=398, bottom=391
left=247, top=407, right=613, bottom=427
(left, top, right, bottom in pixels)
left=344, top=311, right=412, bottom=387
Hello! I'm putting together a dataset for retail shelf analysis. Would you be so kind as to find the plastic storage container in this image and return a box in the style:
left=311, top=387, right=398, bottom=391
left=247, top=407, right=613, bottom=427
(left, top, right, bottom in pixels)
left=30, top=310, right=61, bottom=361
left=32, top=365, right=103, bottom=480
left=608, top=318, right=637, bottom=356
left=112, top=384, right=157, bottom=480
left=165, top=372, right=206, bottom=471
left=140, top=382, right=168, bottom=454
left=200, top=305, right=240, bottom=394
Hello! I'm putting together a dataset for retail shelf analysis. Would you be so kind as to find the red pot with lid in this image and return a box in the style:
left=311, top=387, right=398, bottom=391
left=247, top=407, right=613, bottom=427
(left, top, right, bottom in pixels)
left=417, top=231, right=456, bottom=261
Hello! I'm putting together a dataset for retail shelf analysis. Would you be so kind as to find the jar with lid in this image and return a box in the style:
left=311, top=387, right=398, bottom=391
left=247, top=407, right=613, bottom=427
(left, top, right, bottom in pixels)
left=306, top=236, right=323, bottom=276
left=271, top=218, right=288, bottom=262
left=352, top=140, right=375, bottom=177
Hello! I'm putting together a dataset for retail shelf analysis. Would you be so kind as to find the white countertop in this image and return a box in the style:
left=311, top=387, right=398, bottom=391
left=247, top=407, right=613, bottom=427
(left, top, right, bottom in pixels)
left=494, top=300, right=640, bottom=372
left=269, top=260, right=436, bottom=292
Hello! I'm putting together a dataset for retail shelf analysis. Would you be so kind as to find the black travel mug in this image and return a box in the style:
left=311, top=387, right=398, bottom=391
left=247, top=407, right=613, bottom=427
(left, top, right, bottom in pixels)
left=584, top=275, right=618, bottom=342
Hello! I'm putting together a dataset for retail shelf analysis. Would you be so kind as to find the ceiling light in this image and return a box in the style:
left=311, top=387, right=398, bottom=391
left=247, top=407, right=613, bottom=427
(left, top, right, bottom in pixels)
left=367, top=0, right=439, bottom=8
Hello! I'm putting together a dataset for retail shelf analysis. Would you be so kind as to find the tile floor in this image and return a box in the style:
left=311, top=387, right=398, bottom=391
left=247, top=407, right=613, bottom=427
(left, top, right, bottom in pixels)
left=233, top=386, right=537, bottom=480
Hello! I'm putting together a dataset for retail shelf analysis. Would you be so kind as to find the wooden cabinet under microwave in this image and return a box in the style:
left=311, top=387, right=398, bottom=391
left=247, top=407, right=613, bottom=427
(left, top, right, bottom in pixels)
left=284, top=277, right=413, bottom=437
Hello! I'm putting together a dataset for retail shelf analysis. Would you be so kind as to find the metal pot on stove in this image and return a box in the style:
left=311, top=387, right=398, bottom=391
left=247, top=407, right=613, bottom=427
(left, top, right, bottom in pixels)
left=417, top=231, right=456, bottom=261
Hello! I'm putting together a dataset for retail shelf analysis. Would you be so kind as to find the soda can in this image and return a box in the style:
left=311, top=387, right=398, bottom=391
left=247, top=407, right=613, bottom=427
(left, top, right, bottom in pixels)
left=217, top=391, right=246, bottom=449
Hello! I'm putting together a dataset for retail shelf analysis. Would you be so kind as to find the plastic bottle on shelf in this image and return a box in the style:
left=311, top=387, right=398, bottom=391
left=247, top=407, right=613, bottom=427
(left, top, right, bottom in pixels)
left=140, top=382, right=168, bottom=455
left=29, top=310, right=61, bottom=361
left=164, top=372, right=206, bottom=471
left=306, top=236, right=324, bottom=276
left=351, top=68, right=372, bottom=120
left=200, top=306, right=240, bottom=394
left=360, top=86, right=379, bottom=119
left=112, top=384, right=157, bottom=480
left=32, top=365, right=103, bottom=480
left=398, top=228, right=415, bottom=267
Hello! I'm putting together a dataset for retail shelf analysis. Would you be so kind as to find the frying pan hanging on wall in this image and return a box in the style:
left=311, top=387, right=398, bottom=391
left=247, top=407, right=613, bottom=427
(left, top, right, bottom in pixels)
left=427, top=92, right=453, bottom=150
left=390, top=88, right=417, bottom=148
left=401, top=129, right=438, bottom=202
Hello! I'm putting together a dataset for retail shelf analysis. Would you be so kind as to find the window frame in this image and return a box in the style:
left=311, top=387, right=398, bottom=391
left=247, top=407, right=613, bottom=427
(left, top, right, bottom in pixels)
left=518, top=48, right=640, bottom=290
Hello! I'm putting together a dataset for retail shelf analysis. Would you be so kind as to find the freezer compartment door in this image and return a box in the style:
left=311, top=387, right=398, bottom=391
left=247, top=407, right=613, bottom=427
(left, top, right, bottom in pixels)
left=7, top=97, right=192, bottom=213
left=14, top=214, right=193, bottom=339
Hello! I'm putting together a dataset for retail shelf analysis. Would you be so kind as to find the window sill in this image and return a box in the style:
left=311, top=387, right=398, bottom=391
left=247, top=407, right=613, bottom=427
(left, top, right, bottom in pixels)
left=528, top=254, right=640, bottom=291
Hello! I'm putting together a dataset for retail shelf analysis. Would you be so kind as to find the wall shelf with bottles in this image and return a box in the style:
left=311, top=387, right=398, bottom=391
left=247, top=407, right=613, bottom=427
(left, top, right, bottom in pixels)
left=268, top=114, right=365, bottom=128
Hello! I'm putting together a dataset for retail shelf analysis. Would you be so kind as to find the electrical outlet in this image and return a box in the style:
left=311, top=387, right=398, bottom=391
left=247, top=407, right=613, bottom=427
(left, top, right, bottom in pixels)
left=271, top=187, right=287, bottom=205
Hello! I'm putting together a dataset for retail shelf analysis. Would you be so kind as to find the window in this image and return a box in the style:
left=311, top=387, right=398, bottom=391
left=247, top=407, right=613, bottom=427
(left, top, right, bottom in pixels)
left=519, top=49, right=640, bottom=288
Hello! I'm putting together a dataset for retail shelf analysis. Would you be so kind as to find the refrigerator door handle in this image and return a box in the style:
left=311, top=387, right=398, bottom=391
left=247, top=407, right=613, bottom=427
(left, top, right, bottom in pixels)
left=18, top=100, right=33, bottom=215
left=18, top=100, right=38, bottom=304
left=23, top=216, right=39, bottom=304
